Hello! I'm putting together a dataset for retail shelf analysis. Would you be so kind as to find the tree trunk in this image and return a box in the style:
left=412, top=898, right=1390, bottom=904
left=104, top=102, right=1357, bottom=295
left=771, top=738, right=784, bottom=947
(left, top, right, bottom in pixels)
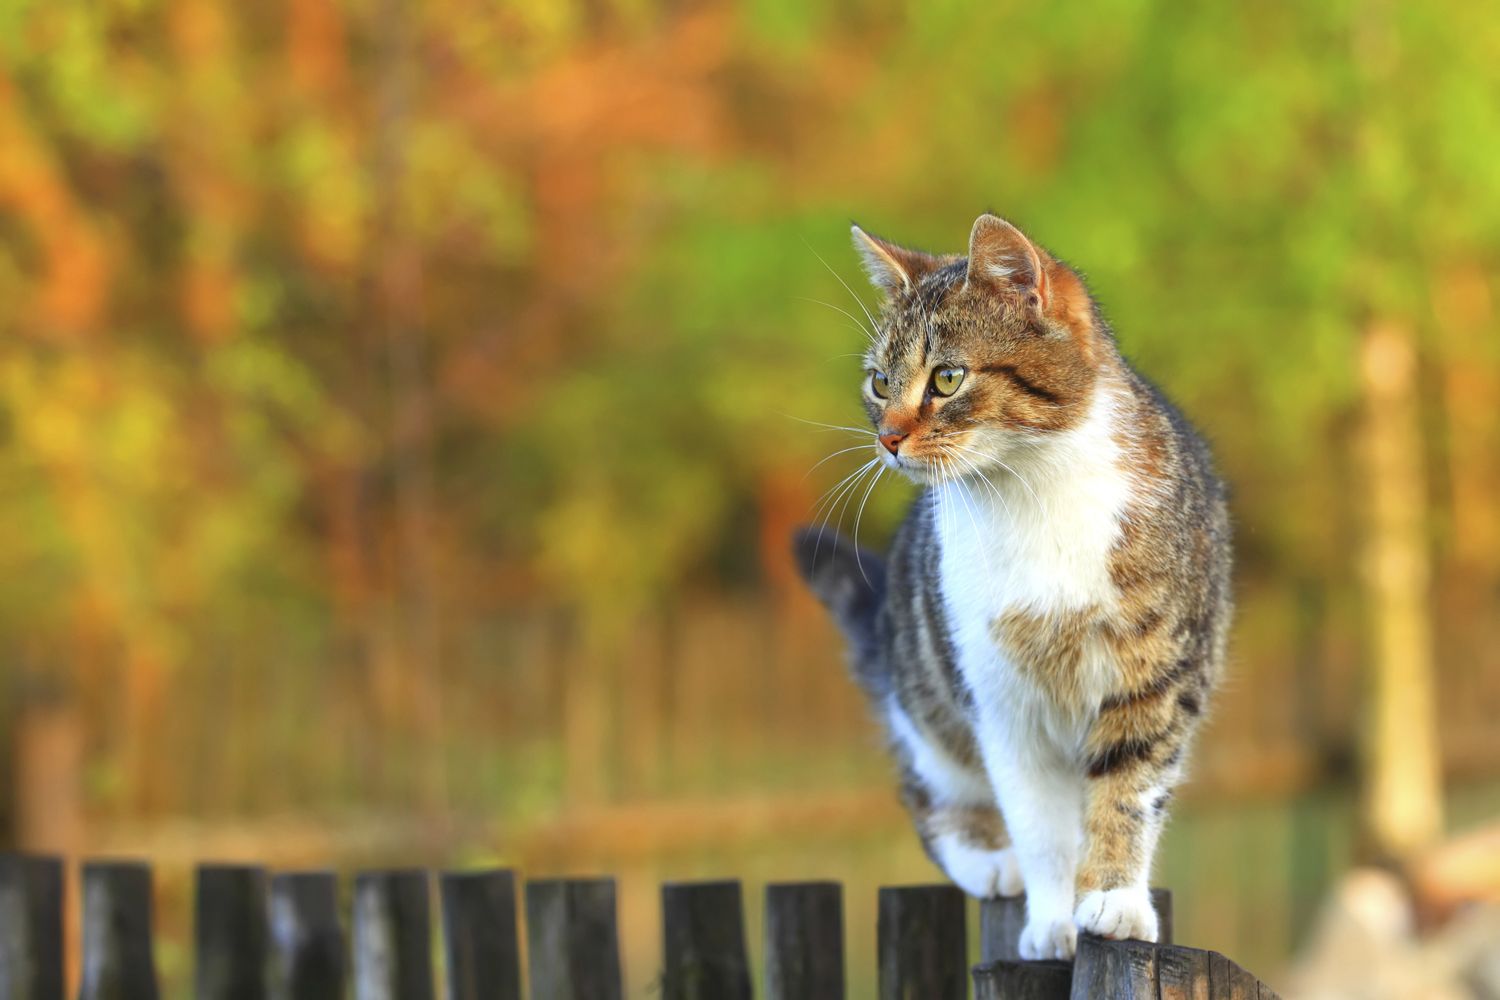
left=1356, top=320, right=1443, bottom=860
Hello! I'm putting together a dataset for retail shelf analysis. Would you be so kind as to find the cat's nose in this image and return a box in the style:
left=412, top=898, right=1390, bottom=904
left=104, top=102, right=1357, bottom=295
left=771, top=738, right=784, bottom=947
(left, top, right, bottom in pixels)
left=879, top=430, right=907, bottom=455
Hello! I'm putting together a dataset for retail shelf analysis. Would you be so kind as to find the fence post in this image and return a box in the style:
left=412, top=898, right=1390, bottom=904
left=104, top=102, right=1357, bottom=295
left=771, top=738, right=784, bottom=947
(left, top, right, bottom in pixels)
left=764, top=882, right=843, bottom=1000
left=660, top=881, right=751, bottom=1000
left=1070, top=936, right=1157, bottom=1000
left=352, top=870, right=434, bottom=1000
left=270, top=871, right=345, bottom=1000
left=439, top=869, right=520, bottom=1000
left=971, top=959, right=1072, bottom=1000
left=876, top=885, right=966, bottom=1000
left=1155, top=944, right=1210, bottom=997
left=1150, top=889, right=1173, bottom=947
left=523, top=878, right=622, bottom=1000
left=196, top=864, right=270, bottom=1000
left=978, top=896, right=1027, bottom=963
left=79, top=861, right=160, bottom=1000
left=0, top=854, right=63, bottom=1000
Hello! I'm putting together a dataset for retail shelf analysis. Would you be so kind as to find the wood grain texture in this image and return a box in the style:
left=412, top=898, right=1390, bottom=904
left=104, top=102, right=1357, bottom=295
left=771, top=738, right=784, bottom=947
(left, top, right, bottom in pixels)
left=764, top=881, right=844, bottom=1000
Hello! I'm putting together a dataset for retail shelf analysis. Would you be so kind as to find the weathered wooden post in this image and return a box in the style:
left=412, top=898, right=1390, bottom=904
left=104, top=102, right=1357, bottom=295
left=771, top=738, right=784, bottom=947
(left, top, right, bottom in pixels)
left=978, top=896, right=1027, bottom=964
left=440, top=869, right=521, bottom=1000
left=0, top=854, right=63, bottom=1000
left=876, top=885, right=966, bottom=1000
left=1070, top=936, right=1158, bottom=999
left=78, top=861, right=160, bottom=1000
left=971, top=959, right=1072, bottom=1000
left=352, top=869, right=434, bottom=1000
left=269, top=871, right=345, bottom=1000
left=524, top=878, right=622, bottom=1000
left=195, top=864, right=269, bottom=1000
left=660, top=880, right=751, bottom=1000
left=764, top=881, right=844, bottom=1000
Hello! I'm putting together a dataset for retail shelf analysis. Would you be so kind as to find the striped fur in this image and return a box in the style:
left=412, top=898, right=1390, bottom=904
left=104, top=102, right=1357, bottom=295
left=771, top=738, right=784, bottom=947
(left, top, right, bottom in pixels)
left=795, top=215, right=1232, bottom=959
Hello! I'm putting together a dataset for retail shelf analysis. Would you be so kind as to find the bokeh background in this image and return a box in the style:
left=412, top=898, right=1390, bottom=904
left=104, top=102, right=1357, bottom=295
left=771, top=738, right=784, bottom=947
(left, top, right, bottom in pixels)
left=3, top=1, right=1499, bottom=995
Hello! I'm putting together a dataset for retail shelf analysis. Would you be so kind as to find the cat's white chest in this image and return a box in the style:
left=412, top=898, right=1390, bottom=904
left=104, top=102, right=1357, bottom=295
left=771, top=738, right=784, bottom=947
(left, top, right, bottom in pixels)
left=934, top=402, right=1132, bottom=746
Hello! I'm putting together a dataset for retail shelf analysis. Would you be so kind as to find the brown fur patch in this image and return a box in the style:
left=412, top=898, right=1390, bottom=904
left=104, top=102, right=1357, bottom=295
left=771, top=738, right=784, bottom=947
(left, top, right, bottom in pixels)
left=925, top=803, right=1010, bottom=850
left=991, top=605, right=1103, bottom=713
left=1077, top=772, right=1149, bottom=892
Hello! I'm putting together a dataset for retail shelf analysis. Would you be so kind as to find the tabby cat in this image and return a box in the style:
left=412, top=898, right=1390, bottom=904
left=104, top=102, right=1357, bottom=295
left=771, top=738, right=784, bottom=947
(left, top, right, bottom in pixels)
left=794, top=214, right=1231, bottom=959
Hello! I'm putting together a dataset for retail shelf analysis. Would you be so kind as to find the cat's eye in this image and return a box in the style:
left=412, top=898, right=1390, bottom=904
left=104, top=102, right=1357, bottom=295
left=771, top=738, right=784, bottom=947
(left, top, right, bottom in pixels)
left=870, top=371, right=890, bottom=399
left=932, top=367, right=966, bottom=396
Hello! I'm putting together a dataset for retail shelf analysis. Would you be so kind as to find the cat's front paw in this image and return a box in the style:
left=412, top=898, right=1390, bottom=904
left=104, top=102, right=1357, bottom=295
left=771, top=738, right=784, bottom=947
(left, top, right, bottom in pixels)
left=1074, top=888, right=1159, bottom=942
left=934, top=837, right=1024, bottom=898
left=1019, top=912, right=1078, bottom=960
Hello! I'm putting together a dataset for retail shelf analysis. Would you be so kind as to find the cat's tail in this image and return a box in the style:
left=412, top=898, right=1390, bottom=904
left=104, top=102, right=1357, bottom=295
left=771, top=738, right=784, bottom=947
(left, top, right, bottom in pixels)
left=791, top=525, right=890, bottom=698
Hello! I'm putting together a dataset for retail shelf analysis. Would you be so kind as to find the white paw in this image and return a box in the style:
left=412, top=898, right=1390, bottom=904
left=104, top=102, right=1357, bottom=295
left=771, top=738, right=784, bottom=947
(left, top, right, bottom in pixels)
left=934, top=837, right=1024, bottom=899
left=1074, top=887, right=1159, bottom=942
left=1019, top=912, right=1078, bottom=960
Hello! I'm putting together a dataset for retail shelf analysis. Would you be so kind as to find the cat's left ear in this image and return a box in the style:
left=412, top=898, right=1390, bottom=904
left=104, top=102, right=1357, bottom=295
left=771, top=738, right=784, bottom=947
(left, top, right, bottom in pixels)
left=964, top=214, right=1050, bottom=309
left=851, top=225, right=942, bottom=296
left=963, top=214, right=1093, bottom=333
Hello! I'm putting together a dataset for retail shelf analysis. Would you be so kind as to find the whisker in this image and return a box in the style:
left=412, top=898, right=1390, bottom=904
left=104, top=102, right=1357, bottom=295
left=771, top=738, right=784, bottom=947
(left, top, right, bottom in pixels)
left=810, top=457, right=878, bottom=524
left=851, top=462, right=886, bottom=585
left=804, top=240, right=882, bottom=342
left=809, top=458, right=879, bottom=567
left=803, top=443, right=878, bottom=480
left=781, top=414, right=877, bottom=437
left=946, top=440, right=1043, bottom=509
left=945, top=447, right=1010, bottom=520
left=990, top=455, right=1044, bottom=507
left=819, top=459, right=880, bottom=569
left=797, top=297, right=877, bottom=344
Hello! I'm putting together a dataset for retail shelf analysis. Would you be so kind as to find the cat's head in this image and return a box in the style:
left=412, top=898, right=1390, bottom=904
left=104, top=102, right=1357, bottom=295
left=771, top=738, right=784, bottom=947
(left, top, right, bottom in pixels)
left=850, top=214, right=1107, bottom=484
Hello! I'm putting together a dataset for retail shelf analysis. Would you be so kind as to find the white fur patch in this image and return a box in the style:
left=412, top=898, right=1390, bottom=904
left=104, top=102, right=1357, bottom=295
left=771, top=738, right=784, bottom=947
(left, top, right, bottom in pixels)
left=931, top=836, right=1023, bottom=899
left=884, top=699, right=991, bottom=806
left=1020, top=912, right=1079, bottom=961
left=1075, top=887, right=1159, bottom=942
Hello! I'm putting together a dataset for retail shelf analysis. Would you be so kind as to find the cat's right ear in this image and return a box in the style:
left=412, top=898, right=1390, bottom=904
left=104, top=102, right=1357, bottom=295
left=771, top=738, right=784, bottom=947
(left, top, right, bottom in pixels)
left=851, top=224, right=941, bottom=296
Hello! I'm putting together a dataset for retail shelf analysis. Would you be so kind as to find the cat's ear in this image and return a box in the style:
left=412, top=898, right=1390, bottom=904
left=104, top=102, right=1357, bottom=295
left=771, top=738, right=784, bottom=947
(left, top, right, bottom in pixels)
left=851, top=224, right=941, bottom=296
left=964, top=214, right=1049, bottom=309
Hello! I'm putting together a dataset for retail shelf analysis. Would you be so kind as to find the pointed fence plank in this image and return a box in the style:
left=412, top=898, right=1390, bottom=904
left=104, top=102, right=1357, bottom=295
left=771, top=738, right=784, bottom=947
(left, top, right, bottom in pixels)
left=270, top=871, right=345, bottom=1000
left=0, top=854, right=63, bottom=1000
left=196, top=864, right=269, bottom=1000
left=876, top=885, right=967, bottom=1000
left=352, top=870, right=434, bottom=1000
left=524, top=878, right=621, bottom=1000
left=440, top=869, right=521, bottom=1000
left=661, top=880, right=751, bottom=1000
left=764, top=882, right=844, bottom=1000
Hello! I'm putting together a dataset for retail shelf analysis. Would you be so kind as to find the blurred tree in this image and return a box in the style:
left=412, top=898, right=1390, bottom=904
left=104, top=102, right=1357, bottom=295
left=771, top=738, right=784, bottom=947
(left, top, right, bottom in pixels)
left=0, top=0, right=1495, bottom=834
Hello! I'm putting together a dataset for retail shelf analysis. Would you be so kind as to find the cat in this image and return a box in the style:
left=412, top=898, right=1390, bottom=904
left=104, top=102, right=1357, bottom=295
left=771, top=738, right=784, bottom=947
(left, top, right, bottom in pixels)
left=794, top=214, right=1231, bottom=960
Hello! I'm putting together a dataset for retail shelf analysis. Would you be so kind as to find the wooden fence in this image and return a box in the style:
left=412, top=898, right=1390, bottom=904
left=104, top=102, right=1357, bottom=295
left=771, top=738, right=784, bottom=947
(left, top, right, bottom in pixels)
left=0, top=853, right=1278, bottom=999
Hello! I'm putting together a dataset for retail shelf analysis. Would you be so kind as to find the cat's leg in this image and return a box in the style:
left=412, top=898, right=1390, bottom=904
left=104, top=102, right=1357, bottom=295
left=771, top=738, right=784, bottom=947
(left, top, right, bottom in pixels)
left=974, top=721, right=1086, bottom=960
left=887, top=701, right=1022, bottom=899
left=1073, top=698, right=1196, bottom=942
left=916, top=800, right=1024, bottom=899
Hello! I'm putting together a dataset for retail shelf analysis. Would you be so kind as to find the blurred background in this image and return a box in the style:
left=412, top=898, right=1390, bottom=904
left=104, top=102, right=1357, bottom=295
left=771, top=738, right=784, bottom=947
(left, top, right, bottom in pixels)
left=2, top=0, right=1499, bottom=995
